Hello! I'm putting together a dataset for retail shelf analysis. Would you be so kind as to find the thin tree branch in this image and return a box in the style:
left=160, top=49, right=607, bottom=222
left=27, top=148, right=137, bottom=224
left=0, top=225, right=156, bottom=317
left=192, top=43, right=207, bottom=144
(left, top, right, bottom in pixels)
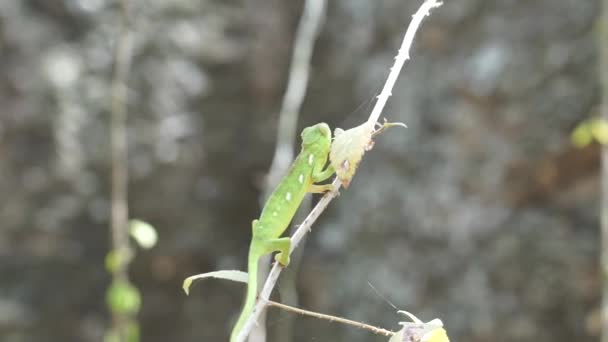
left=366, top=0, right=443, bottom=127
left=110, top=0, right=134, bottom=340
left=235, top=1, right=442, bottom=341
left=266, top=300, right=394, bottom=337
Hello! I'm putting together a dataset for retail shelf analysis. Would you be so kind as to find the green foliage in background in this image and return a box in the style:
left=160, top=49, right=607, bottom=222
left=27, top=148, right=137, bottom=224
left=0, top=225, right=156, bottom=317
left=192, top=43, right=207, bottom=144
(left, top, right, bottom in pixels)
left=571, top=117, right=608, bottom=147
left=105, top=219, right=157, bottom=342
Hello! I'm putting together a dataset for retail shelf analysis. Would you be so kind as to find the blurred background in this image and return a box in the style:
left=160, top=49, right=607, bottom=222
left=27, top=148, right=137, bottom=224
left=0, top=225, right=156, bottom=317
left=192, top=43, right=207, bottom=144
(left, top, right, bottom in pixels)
left=0, top=0, right=603, bottom=341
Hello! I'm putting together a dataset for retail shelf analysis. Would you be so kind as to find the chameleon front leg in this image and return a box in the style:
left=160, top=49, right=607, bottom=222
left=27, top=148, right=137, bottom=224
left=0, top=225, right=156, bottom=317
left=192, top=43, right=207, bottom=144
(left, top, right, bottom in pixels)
left=312, top=164, right=335, bottom=183
left=309, top=161, right=335, bottom=194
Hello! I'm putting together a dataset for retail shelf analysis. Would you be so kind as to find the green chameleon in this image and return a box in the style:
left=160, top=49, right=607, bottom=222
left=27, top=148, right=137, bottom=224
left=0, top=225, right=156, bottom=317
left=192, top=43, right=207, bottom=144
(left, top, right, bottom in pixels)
left=230, top=122, right=335, bottom=341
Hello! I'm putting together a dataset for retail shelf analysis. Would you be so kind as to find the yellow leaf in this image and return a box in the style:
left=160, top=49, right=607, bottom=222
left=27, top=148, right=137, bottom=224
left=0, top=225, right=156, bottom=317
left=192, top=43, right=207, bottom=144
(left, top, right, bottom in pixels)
left=571, top=121, right=592, bottom=148
left=590, top=118, right=608, bottom=145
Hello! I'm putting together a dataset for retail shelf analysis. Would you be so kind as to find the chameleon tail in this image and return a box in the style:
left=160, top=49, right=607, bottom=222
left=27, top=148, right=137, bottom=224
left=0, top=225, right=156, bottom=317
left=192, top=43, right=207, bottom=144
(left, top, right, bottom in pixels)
left=230, top=247, right=260, bottom=342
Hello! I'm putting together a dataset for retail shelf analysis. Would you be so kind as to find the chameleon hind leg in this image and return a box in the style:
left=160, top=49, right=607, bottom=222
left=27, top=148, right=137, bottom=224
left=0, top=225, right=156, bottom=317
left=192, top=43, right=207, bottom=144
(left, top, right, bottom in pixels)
left=262, top=237, right=291, bottom=266
left=251, top=220, right=290, bottom=265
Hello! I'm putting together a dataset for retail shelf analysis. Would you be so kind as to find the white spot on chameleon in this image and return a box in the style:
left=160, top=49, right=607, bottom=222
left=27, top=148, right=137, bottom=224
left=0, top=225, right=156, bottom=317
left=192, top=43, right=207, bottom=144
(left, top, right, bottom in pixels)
left=308, top=154, right=314, bottom=165
left=286, top=192, right=292, bottom=201
left=298, top=174, right=304, bottom=183
left=273, top=211, right=278, bottom=217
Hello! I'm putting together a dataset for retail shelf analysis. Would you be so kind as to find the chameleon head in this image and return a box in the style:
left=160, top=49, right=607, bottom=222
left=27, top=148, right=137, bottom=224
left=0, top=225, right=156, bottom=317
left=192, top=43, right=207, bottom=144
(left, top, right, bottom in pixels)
left=301, top=122, right=331, bottom=146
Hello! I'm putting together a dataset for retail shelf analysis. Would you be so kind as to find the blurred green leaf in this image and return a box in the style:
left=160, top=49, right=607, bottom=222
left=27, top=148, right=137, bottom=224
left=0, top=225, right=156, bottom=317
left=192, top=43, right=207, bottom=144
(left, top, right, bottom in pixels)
left=571, top=121, right=592, bottom=147
left=590, top=118, right=608, bottom=144
left=105, top=249, right=133, bottom=273
left=105, top=250, right=121, bottom=273
left=126, top=321, right=140, bottom=342
left=106, top=280, right=141, bottom=315
left=129, top=219, right=158, bottom=249
left=571, top=117, right=608, bottom=147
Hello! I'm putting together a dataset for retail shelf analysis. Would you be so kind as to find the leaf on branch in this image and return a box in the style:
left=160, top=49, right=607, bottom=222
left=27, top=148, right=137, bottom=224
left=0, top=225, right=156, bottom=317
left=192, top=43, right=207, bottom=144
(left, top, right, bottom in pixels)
left=330, top=120, right=406, bottom=188
left=182, top=270, right=249, bottom=295
left=388, top=310, right=449, bottom=342
left=330, top=122, right=374, bottom=188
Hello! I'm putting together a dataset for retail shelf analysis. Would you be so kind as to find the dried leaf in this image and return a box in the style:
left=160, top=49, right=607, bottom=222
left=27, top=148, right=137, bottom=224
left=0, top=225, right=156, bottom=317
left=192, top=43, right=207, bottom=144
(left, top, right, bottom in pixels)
left=330, top=120, right=406, bottom=188
left=329, top=122, right=374, bottom=187
left=183, top=270, right=248, bottom=295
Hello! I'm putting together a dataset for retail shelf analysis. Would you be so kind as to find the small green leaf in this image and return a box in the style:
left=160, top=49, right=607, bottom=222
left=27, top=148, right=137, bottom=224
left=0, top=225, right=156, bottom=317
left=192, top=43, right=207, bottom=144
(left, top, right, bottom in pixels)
left=106, top=280, right=141, bottom=315
left=129, top=219, right=158, bottom=249
left=105, top=250, right=120, bottom=273
left=126, top=321, right=140, bottom=342
left=330, top=120, right=406, bottom=188
left=571, top=121, right=593, bottom=147
left=183, top=270, right=248, bottom=295
left=105, top=249, right=133, bottom=272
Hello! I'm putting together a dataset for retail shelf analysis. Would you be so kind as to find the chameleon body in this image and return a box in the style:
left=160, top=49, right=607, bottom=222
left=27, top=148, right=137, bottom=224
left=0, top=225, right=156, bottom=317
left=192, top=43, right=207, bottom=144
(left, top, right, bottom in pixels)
left=230, top=123, right=335, bottom=341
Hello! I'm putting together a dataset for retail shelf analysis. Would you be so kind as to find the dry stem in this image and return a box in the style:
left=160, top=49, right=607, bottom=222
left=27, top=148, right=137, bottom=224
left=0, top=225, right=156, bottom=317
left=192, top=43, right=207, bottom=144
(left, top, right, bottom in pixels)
left=266, top=300, right=394, bottom=337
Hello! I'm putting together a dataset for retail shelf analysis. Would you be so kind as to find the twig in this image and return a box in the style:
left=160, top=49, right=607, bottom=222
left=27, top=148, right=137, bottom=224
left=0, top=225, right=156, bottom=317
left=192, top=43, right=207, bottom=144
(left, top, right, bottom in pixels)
left=266, top=300, right=394, bottom=337
left=234, top=1, right=442, bottom=341
left=109, top=0, right=134, bottom=340
left=366, top=0, right=443, bottom=127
